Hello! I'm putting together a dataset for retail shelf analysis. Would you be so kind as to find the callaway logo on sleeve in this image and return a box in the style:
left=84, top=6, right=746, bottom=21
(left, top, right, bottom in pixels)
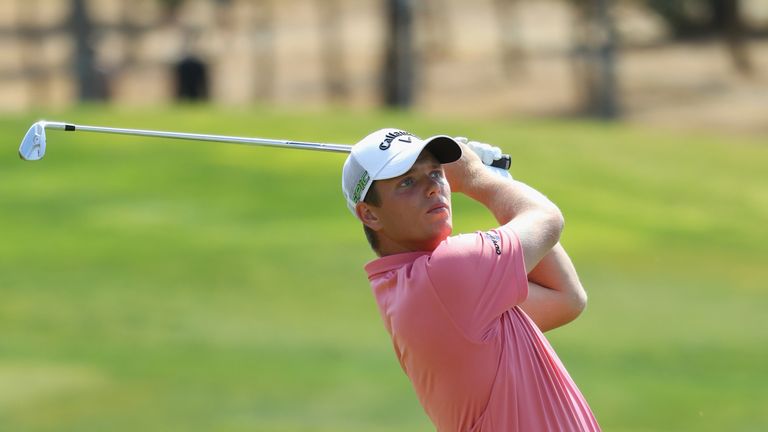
left=484, top=231, right=502, bottom=255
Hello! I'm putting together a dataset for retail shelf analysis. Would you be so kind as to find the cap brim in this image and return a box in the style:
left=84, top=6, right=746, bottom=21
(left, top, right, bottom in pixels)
left=372, top=135, right=462, bottom=180
left=423, top=135, right=462, bottom=164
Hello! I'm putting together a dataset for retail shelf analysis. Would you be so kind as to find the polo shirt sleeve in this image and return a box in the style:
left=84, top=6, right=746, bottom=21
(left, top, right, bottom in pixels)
left=425, top=227, right=528, bottom=341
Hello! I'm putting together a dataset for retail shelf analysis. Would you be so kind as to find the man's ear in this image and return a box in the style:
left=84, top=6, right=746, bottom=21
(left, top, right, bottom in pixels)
left=356, top=202, right=383, bottom=230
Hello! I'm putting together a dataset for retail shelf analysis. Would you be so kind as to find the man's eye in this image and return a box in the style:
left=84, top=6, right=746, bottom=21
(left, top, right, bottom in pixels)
left=430, top=170, right=444, bottom=179
left=399, top=178, right=414, bottom=187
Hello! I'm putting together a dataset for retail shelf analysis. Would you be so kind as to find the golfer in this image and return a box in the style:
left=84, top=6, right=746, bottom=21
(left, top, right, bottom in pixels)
left=342, top=129, right=600, bottom=431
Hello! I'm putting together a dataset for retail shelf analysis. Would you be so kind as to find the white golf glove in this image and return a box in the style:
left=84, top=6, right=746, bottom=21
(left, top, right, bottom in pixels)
left=454, top=136, right=513, bottom=181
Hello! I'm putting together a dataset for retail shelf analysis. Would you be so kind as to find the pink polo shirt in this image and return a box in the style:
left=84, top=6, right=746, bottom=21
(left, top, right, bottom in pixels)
left=365, top=227, right=600, bottom=431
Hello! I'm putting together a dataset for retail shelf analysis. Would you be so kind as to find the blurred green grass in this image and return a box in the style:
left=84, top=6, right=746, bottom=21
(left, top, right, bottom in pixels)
left=1, top=106, right=766, bottom=431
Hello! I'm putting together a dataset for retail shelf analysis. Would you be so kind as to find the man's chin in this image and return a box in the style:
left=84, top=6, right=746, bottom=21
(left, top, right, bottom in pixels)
left=443, top=223, right=453, bottom=239
left=426, top=224, right=452, bottom=250
left=443, top=219, right=453, bottom=234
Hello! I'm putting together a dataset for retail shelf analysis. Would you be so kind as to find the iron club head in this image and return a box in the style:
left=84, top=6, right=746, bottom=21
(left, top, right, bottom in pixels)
left=19, top=121, right=47, bottom=161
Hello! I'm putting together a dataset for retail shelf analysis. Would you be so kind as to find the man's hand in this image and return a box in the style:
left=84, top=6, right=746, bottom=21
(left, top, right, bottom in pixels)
left=454, top=137, right=514, bottom=181
left=454, top=137, right=502, bottom=166
left=443, top=141, right=488, bottom=194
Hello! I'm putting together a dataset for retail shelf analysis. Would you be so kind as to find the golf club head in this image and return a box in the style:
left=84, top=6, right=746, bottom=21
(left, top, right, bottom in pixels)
left=19, top=121, right=47, bottom=161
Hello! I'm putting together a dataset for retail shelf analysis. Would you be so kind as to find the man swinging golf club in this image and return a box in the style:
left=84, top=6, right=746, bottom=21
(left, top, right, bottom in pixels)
left=342, top=129, right=600, bottom=431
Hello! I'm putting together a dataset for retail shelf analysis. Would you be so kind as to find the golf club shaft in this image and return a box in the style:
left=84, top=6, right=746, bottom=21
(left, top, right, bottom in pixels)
left=43, top=121, right=352, bottom=153
left=40, top=121, right=512, bottom=170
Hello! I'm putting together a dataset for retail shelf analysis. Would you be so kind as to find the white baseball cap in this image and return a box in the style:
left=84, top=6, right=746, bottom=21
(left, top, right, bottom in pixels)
left=342, top=128, right=462, bottom=216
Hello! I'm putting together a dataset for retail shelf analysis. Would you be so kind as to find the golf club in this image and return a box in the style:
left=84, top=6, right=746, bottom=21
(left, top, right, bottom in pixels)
left=18, top=120, right=512, bottom=170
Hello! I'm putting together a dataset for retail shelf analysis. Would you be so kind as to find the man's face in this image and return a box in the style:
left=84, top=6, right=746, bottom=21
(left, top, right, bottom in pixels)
left=359, top=151, right=453, bottom=253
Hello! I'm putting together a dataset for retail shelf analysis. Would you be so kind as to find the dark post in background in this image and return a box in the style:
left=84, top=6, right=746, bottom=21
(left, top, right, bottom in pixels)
left=573, top=0, right=620, bottom=120
left=383, top=0, right=415, bottom=108
left=71, top=0, right=101, bottom=101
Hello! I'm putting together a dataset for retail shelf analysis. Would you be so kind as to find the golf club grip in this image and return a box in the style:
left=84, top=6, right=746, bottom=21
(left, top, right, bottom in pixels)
left=490, top=155, right=512, bottom=170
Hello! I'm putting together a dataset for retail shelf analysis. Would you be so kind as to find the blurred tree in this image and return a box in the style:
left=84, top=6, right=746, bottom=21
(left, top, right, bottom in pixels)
left=71, top=0, right=103, bottom=100
left=572, top=0, right=620, bottom=119
left=644, top=0, right=752, bottom=75
left=419, top=0, right=452, bottom=61
left=113, top=0, right=147, bottom=98
left=317, top=0, right=349, bottom=101
left=17, top=0, right=48, bottom=106
left=157, top=0, right=185, bottom=14
left=493, top=0, right=527, bottom=78
left=383, top=0, right=415, bottom=107
left=644, top=0, right=713, bottom=36
left=157, top=0, right=210, bottom=101
left=250, top=0, right=276, bottom=101
left=711, top=0, right=752, bottom=75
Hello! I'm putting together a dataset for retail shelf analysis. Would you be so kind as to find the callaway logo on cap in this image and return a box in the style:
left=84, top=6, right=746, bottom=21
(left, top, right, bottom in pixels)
left=341, top=128, right=462, bottom=217
left=378, top=130, right=413, bottom=149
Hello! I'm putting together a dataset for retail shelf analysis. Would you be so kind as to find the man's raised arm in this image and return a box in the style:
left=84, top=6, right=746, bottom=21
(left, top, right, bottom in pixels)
left=445, top=141, right=588, bottom=331
left=444, top=142, right=563, bottom=273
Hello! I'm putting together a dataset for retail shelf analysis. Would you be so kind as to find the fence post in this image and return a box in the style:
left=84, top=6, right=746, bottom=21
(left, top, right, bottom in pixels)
left=383, top=0, right=415, bottom=107
left=71, top=0, right=101, bottom=101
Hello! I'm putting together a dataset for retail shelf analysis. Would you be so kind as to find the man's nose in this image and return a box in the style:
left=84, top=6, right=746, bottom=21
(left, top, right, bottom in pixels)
left=425, top=175, right=442, bottom=196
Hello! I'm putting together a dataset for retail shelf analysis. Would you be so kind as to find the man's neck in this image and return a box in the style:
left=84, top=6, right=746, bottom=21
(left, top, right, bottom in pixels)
left=376, top=235, right=441, bottom=257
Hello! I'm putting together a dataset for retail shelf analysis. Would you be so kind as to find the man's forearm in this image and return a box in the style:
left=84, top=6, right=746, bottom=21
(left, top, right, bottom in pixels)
left=527, top=243, right=582, bottom=294
left=521, top=243, right=587, bottom=331
left=461, top=177, right=561, bottom=227
left=462, top=177, right=564, bottom=271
